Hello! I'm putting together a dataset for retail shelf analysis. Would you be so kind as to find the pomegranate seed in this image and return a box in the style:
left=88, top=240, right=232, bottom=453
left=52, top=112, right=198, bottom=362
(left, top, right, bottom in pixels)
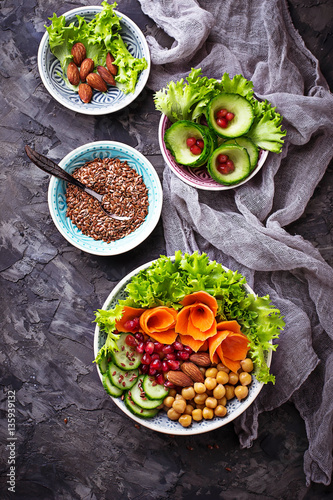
left=173, top=341, right=183, bottom=351
left=162, top=361, right=169, bottom=372
left=141, top=364, right=149, bottom=374
left=149, top=366, right=157, bottom=376
left=226, top=112, right=235, bottom=121
left=196, top=139, right=204, bottom=149
left=164, top=380, right=175, bottom=389
left=186, top=137, right=196, bottom=147
left=226, top=159, right=235, bottom=170
left=136, top=342, right=145, bottom=353
left=190, top=144, right=202, bottom=155
left=125, top=335, right=137, bottom=347
left=154, top=342, right=164, bottom=353
left=165, top=353, right=176, bottom=361
left=156, top=373, right=165, bottom=385
left=217, top=161, right=235, bottom=175
left=150, top=359, right=162, bottom=371
left=135, top=332, right=144, bottom=342
left=145, top=341, right=155, bottom=355
left=151, top=353, right=160, bottom=361
left=183, top=346, right=193, bottom=354
left=167, top=359, right=180, bottom=370
left=162, top=345, right=174, bottom=355
left=216, top=108, right=228, bottom=118
left=217, top=154, right=228, bottom=163
left=216, top=117, right=228, bottom=128
left=176, top=350, right=190, bottom=361
left=141, top=353, right=151, bottom=365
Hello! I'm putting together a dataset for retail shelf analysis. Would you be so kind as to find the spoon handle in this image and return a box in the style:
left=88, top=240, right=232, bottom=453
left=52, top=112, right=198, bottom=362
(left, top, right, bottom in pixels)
left=25, top=145, right=86, bottom=190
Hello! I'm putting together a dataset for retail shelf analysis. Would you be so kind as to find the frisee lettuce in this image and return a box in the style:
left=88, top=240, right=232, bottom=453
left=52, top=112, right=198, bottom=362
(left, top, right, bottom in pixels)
left=94, top=251, right=285, bottom=383
left=45, top=1, right=147, bottom=94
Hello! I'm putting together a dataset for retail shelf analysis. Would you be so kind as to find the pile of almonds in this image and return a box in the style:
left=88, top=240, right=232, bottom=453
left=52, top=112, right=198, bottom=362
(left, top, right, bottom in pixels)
left=67, top=42, right=118, bottom=103
left=163, top=352, right=254, bottom=427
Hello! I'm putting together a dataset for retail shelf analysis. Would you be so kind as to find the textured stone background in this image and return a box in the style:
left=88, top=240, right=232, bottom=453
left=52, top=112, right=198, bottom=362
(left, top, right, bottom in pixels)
left=0, top=1, right=332, bottom=499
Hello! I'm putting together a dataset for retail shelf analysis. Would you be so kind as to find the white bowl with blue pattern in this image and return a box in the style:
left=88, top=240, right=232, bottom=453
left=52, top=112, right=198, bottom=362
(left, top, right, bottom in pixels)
left=38, top=6, right=150, bottom=115
left=94, top=259, right=272, bottom=435
left=48, top=141, right=162, bottom=255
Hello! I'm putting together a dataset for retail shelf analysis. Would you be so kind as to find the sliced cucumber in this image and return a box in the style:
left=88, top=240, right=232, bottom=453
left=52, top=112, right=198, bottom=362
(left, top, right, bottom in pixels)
left=111, top=333, right=142, bottom=370
left=129, top=377, right=164, bottom=409
left=102, top=373, right=123, bottom=397
left=108, top=362, right=139, bottom=390
left=98, top=355, right=109, bottom=375
left=223, top=137, right=259, bottom=172
left=124, top=391, right=159, bottom=418
left=143, top=375, right=169, bottom=400
left=164, top=120, right=213, bottom=168
left=207, top=143, right=251, bottom=185
left=207, top=93, right=254, bottom=138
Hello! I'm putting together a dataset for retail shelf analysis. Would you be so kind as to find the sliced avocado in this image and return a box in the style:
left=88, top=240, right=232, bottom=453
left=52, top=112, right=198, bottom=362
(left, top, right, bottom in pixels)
left=164, top=120, right=213, bottom=168
left=207, top=143, right=251, bottom=185
left=207, top=93, right=254, bottom=138
left=223, top=136, right=259, bottom=172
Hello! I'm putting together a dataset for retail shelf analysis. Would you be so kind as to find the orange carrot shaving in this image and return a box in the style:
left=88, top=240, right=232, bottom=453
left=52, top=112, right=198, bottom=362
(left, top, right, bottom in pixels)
left=176, top=303, right=217, bottom=341
left=213, top=330, right=250, bottom=372
left=179, top=334, right=206, bottom=352
left=140, top=306, right=177, bottom=338
left=115, top=306, right=146, bottom=333
left=181, top=291, right=218, bottom=316
left=147, top=329, right=178, bottom=345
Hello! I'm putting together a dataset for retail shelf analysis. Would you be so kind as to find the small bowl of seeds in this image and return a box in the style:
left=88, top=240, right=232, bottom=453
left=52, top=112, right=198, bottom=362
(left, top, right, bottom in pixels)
left=48, top=141, right=162, bottom=255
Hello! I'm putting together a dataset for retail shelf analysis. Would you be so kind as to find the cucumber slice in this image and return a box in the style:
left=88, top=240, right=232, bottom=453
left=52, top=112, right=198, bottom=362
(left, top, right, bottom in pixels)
left=207, top=93, right=254, bottom=138
left=130, top=377, right=164, bottom=409
left=98, top=355, right=109, bottom=375
left=108, top=362, right=139, bottom=390
left=124, top=391, right=159, bottom=418
left=111, top=334, right=142, bottom=370
left=102, top=373, right=123, bottom=397
left=142, top=375, right=169, bottom=400
left=164, top=120, right=213, bottom=168
left=207, top=143, right=251, bottom=185
left=223, top=137, right=259, bottom=172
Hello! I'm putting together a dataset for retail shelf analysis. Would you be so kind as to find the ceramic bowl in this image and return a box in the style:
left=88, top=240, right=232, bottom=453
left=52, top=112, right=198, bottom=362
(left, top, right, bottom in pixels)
left=158, top=114, right=269, bottom=191
left=94, top=258, right=272, bottom=435
left=48, top=141, right=162, bottom=256
left=38, top=6, right=150, bottom=115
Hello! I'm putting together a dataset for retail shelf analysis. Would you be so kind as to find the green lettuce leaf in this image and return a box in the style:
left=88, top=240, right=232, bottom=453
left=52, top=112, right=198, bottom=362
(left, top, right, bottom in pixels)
left=221, top=72, right=254, bottom=101
left=246, top=100, right=286, bottom=153
left=93, top=304, right=123, bottom=364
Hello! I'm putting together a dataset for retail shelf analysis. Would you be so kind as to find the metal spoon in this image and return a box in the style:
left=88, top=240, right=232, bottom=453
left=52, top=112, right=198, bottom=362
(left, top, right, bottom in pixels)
left=25, top=145, right=131, bottom=221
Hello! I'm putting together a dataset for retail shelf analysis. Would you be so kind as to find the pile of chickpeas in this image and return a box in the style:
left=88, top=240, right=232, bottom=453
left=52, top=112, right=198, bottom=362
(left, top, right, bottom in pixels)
left=163, top=357, right=254, bottom=427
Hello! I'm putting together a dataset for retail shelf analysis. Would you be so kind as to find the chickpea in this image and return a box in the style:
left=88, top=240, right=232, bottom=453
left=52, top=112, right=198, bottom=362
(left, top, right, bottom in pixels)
left=169, top=389, right=177, bottom=398
left=214, top=405, right=227, bottom=417
left=204, top=377, right=217, bottom=391
left=194, top=393, right=208, bottom=405
left=217, top=363, right=230, bottom=373
left=182, top=386, right=195, bottom=400
left=199, top=367, right=206, bottom=375
left=205, top=367, right=218, bottom=378
left=167, top=408, right=181, bottom=420
left=213, top=384, right=226, bottom=400
left=206, top=389, right=214, bottom=397
left=217, top=396, right=227, bottom=407
left=225, top=384, right=235, bottom=400
left=194, top=382, right=206, bottom=394
left=172, top=398, right=186, bottom=414
left=195, top=403, right=206, bottom=410
left=228, top=372, right=239, bottom=385
left=235, top=385, right=249, bottom=401
left=239, top=372, right=252, bottom=386
left=184, top=404, right=194, bottom=415
left=205, top=397, right=218, bottom=409
left=192, top=408, right=203, bottom=421
left=163, top=396, right=175, bottom=408
left=216, top=371, right=229, bottom=385
left=202, top=407, right=214, bottom=419
left=175, top=393, right=186, bottom=402
left=240, top=358, right=253, bottom=373
left=178, top=414, right=192, bottom=427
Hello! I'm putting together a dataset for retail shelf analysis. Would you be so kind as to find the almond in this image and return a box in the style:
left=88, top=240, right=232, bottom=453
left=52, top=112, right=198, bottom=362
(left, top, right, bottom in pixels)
left=86, top=72, right=108, bottom=92
left=80, top=58, right=94, bottom=82
left=189, top=352, right=211, bottom=367
left=71, top=42, right=86, bottom=66
left=181, top=362, right=205, bottom=383
left=78, top=83, right=93, bottom=103
left=67, top=62, right=80, bottom=86
left=106, top=52, right=118, bottom=75
left=167, top=371, right=194, bottom=387
left=97, top=66, right=116, bottom=86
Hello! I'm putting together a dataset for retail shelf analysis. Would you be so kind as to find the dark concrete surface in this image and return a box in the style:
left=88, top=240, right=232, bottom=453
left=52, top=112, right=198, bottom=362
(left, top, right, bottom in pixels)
left=0, top=1, right=332, bottom=499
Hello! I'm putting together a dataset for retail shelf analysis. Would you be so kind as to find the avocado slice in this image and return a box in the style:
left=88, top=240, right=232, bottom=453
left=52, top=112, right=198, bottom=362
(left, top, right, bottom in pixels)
left=223, top=136, right=259, bottom=172
left=207, top=143, right=251, bottom=185
left=164, top=120, right=213, bottom=168
left=207, top=93, right=254, bottom=138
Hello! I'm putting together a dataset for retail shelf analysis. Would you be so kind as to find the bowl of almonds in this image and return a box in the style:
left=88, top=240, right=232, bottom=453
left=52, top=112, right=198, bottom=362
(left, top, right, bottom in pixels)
left=48, top=141, right=162, bottom=256
left=38, top=3, right=150, bottom=115
left=94, top=252, right=284, bottom=434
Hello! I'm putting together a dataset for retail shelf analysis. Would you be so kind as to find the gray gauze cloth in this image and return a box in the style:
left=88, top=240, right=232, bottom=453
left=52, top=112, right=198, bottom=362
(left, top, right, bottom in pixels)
left=138, top=0, right=333, bottom=486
